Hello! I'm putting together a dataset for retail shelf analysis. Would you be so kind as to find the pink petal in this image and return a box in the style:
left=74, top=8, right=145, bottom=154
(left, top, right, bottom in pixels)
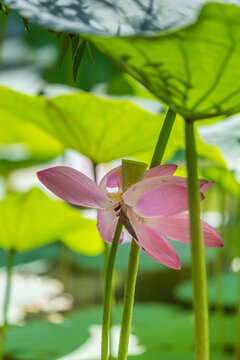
left=199, top=180, right=214, bottom=193
left=97, top=208, right=124, bottom=244
left=100, top=166, right=121, bottom=189
left=37, top=166, right=110, bottom=209
left=123, top=176, right=187, bottom=207
left=144, top=164, right=177, bottom=179
left=146, top=213, right=223, bottom=247
left=123, top=176, right=209, bottom=208
left=128, top=209, right=181, bottom=269
left=135, top=184, right=204, bottom=218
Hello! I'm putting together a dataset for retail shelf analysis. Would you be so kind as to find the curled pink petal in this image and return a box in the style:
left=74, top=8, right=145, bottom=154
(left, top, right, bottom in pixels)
left=144, top=164, right=177, bottom=179
left=97, top=208, right=124, bottom=244
left=199, top=180, right=214, bottom=193
left=124, top=175, right=210, bottom=208
left=128, top=209, right=181, bottom=269
left=146, top=213, right=223, bottom=247
left=134, top=184, right=204, bottom=218
left=123, top=176, right=187, bottom=207
left=37, top=166, right=110, bottom=209
left=100, top=166, right=121, bottom=190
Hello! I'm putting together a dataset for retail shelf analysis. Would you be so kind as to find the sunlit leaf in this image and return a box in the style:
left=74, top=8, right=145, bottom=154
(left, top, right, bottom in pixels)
left=202, top=167, right=240, bottom=198
left=0, top=86, right=226, bottom=166
left=4, top=1, right=240, bottom=119
left=62, top=226, right=104, bottom=256
left=0, top=87, right=64, bottom=161
left=0, top=188, right=103, bottom=254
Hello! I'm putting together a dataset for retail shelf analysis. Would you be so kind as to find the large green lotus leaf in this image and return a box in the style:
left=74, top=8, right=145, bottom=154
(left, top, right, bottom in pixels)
left=5, top=304, right=235, bottom=359
left=4, top=1, right=240, bottom=119
left=92, top=3, right=240, bottom=120
left=1, top=0, right=214, bottom=36
left=175, top=272, right=239, bottom=307
left=0, top=89, right=63, bottom=160
left=62, top=227, right=104, bottom=256
left=0, top=86, right=225, bottom=166
left=0, top=188, right=103, bottom=254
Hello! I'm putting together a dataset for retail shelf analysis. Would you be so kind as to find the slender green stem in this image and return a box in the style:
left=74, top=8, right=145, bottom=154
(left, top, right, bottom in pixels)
left=150, top=108, right=176, bottom=168
left=101, top=219, right=123, bottom=360
left=0, top=249, right=15, bottom=360
left=117, top=240, right=140, bottom=360
left=185, top=120, right=209, bottom=360
left=117, top=109, right=176, bottom=360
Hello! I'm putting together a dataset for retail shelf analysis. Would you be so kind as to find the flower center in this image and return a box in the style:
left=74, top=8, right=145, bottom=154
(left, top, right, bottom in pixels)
left=108, top=192, right=122, bottom=202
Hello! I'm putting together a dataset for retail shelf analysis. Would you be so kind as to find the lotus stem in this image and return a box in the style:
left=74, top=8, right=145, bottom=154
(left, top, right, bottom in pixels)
left=101, top=219, right=123, bottom=360
left=117, top=108, right=177, bottom=360
left=185, top=120, right=209, bottom=360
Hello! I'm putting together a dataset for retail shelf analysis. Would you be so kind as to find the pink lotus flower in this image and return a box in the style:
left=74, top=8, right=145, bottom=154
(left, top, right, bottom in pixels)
left=37, top=164, right=222, bottom=269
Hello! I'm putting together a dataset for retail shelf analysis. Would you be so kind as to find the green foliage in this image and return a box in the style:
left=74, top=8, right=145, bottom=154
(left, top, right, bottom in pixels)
left=5, top=304, right=235, bottom=359
left=0, top=86, right=226, bottom=166
left=175, top=271, right=239, bottom=306
left=0, top=188, right=103, bottom=254
left=202, top=167, right=240, bottom=198
left=4, top=1, right=240, bottom=120
left=75, top=240, right=218, bottom=273
left=92, top=3, right=240, bottom=120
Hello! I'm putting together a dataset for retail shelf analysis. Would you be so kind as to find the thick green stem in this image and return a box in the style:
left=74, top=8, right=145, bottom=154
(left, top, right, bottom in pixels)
left=185, top=120, right=209, bottom=360
left=117, top=109, right=176, bottom=360
left=150, top=108, right=176, bottom=168
left=117, top=240, right=140, bottom=360
left=0, top=249, right=15, bottom=360
left=101, top=219, right=123, bottom=360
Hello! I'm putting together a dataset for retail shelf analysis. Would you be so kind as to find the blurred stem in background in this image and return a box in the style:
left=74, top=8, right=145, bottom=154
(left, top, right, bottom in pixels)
left=215, top=189, right=226, bottom=360
left=117, top=109, right=177, bottom=360
left=185, top=120, right=209, bottom=360
left=235, top=198, right=240, bottom=360
left=0, top=249, right=15, bottom=360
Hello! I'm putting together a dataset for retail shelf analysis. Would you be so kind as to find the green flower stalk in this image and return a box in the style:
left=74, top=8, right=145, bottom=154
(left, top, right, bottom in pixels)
left=117, top=109, right=177, bottom=359
left=185, top=120, right=209, bottom=360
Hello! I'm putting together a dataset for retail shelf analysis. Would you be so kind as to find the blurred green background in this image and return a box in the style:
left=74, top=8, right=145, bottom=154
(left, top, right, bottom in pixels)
left=0, top=6, right=240, bottom=360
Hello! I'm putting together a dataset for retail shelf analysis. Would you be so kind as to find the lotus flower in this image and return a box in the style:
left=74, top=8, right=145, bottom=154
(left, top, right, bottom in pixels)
left=37, top=164, right=222, bottom=269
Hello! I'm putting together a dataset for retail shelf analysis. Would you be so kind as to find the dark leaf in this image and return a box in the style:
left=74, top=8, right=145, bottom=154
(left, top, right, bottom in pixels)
left=59, top=32, right=71, bottom=68
left=73, top=39, right=86, bottom=82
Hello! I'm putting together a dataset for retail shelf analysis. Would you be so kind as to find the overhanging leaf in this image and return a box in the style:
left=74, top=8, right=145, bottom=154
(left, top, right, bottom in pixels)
left=4, top=1, right=240, bottom=119
left=0, top=188, right=103, bottom=254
